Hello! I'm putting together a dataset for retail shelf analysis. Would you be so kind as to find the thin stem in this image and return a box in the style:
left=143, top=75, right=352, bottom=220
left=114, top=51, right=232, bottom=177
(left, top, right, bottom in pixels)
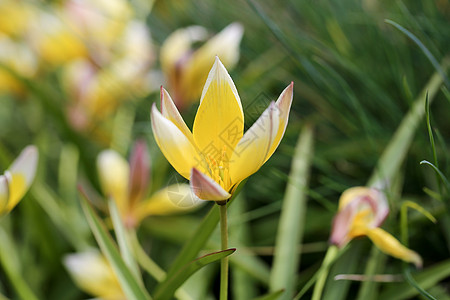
left=311, top=245, right=339, bottom=300
left=219, top=204, right=229, bottom=300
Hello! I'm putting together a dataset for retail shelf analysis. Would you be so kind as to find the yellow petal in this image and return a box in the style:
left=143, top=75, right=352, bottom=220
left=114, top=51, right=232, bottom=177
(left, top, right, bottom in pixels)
left=97, top=149, right=129, bottom=214
left=64, top=250, right=124, bottom=299
left=190, top=168, right=231, bottom=201
left=135, top=183, right=204, bottom=221
left=229, top=102, right=280, bottom=185
left=193, top=57, right=244, bottom=160
left=151, top=104, right=200, bottom=179
left=264, top=82, right=294, bottom=163
left=0, top=176, right=9, bottom=214
left=181, top=23, right=244, bottom=103
left=365, top=227, right=423, bottom=268
left=160, top=87, right=195, bottom=144
left=5, top=145, right=38, bottom=211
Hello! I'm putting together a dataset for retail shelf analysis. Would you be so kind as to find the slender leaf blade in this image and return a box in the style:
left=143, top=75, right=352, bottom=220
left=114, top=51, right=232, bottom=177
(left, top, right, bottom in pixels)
left=154, top=249, right=236, bottom=300
left=80, top=191, right=151, bottom=300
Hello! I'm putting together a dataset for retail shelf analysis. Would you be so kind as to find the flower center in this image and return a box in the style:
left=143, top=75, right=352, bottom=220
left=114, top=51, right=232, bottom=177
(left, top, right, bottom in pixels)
left=202, top=146, right=231, bottom=191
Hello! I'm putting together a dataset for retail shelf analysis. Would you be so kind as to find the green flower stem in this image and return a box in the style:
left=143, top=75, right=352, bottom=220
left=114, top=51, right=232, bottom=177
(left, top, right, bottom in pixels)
left=0, top=227, right=39, bottom=300
left=311, top=245, right=339, bottom=300
left=219, top=203, right=229, bottom=300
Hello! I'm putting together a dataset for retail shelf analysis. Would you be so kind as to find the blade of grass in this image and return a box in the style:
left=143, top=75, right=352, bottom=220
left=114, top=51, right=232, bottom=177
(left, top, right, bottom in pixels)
left=379, top=259, right=450, bottom=299
left=0, top=227, right=39, bottom=300
left=253, top=289, right=284, bottom=300
left=109, top=199, right=142, bottom=283
left=153, top=249, right=236, bottom=300
left=270, top=124, right=314, bottom=299
left=230, top=193, right=258, bottom=300
left=79, top=189, right=152, bottom=300
left=384, top=19, right=450, bottom=89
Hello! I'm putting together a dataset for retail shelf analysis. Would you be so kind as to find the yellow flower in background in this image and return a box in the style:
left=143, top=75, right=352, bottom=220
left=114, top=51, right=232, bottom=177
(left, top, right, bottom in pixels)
left=64, top=250, right=125, bottom=300
left=0, top=0, right=34, bottom=37
left=97, top=140, right=203, bottom=228
left=330, top=186, right=422, bottom=268
left=0, top=36, right=38, bottom=95
left=161, top=23, right=244, bottom=110
left=151, top=57, right=293, bottom=202
left=0, top=146, right=38, bottom=216
left=28, top=11, right=88, bottom=66
left=64, top=20, right=155, bottom=132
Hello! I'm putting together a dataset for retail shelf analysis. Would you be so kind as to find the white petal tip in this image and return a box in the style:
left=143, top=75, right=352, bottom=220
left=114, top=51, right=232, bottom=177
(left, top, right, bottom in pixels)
left=190, top=168, right=230, bottom=201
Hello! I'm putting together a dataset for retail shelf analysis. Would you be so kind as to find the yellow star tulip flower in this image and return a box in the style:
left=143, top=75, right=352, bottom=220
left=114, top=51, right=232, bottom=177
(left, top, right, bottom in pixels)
left=151, top=57, right=293, bottom=202
left=0, top=146, right=38, bottom=215
left=64, top=250, right=125, bottom=300
left=161, top=23, right=243, bottom=110
left=330, top=186, right=422, bottom=268
left=97, top=140, right=203, bottom=228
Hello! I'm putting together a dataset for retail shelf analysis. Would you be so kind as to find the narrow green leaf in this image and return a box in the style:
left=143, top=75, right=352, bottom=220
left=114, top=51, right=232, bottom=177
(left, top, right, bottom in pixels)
left=79, top=189, right=152, bottom=300
left=109, top=199, right=142, bottom=282
left=0, top=227, right=39, bottom=300
left=270, top=125, right=314, bottom=299
left=384, top=19, right=450, bottom=89
left=154, top=249, right=236, bottom=300
left=165, top=181, right=245, bottom=280
left=253, top=289, right=284, bottom=300
left=368, top=63, right=447, bottom=186
left=403, top=266, right=437, bottom=300
left=379, top=259, right=450, bottom=299
left=420, top=160, right=450, bottom=192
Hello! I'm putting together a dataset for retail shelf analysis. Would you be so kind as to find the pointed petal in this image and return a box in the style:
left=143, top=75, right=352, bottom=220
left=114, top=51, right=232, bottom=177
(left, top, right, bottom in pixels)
left=366, top=227, right=422, bottom=268
left=160, top=87, right=195, bottom=144
left=151, top=104, right=200, bottom=179
left=329, top=201, right=357, bottom=247
left=229, top=102, right=280, bottom=185
left=128, top=140, right=150, bottom=207
left=0, top=176, right=10, bottom=214
left=97, top=150, right=129, bottom=213
left=135, top=184, right=204, bottom=221
left=264, top=82, right=294, bottom=163
left=190, top=168, right=231, bottom=201
left=193, top=57, right=244, bottom=160
left=64, top=250, right=124, bottom=298
left=6, top=145, right=38, bottom=211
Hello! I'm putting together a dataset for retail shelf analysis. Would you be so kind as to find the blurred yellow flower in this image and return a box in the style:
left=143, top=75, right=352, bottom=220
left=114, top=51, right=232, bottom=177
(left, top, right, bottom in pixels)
left=0, top=0, right=34, bottom=37
left=63, top=18, right=154, bottom=132
left=330, top=186, right=422, bottom=268
left=64, top=250, right=125, bottom=300
left=0, top=36, right=38, bottom=94
left=97, top=140, right=203, bottom=228
left=0, top=146, right=38, bottom=216
left=161, top=23, right=243, bottom=110
left=151, top=57, right=293, bottom=202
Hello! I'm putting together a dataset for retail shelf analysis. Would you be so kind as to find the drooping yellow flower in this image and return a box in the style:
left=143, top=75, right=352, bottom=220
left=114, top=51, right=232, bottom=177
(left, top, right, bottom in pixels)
left=151, top=57, right=293, bottom=202
left=97, top=140, right=203, bottom=228
left=64, top=250, right=125, bottom=300
left=330, top=186, right=422, bottom=268
left=160, top=23, right=244, bottom=110
left=0, top=146, right=38, bottom=216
